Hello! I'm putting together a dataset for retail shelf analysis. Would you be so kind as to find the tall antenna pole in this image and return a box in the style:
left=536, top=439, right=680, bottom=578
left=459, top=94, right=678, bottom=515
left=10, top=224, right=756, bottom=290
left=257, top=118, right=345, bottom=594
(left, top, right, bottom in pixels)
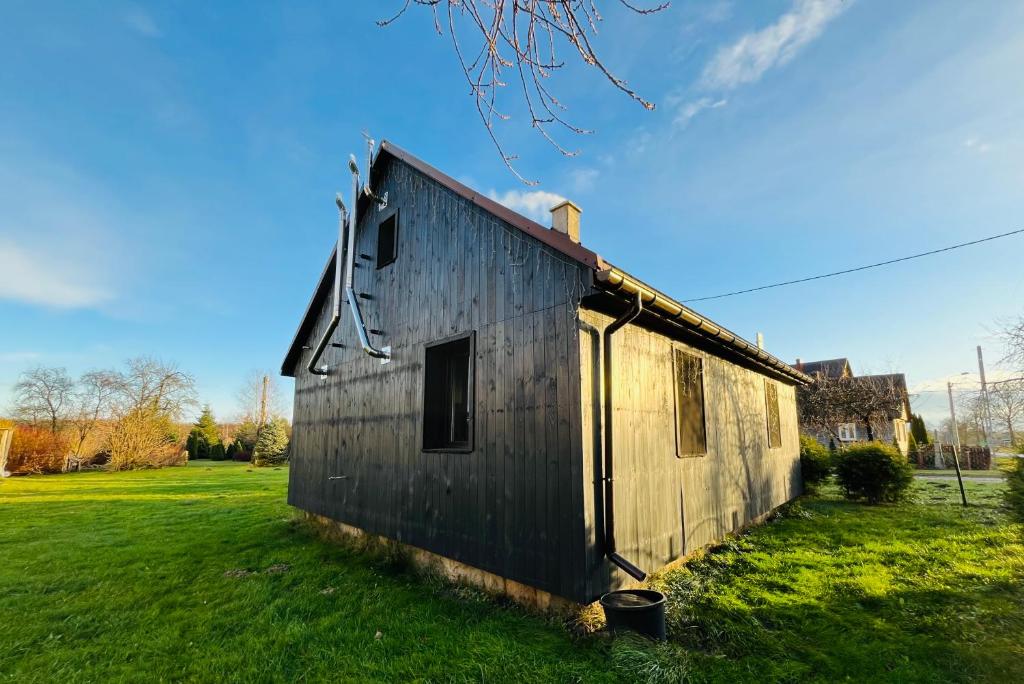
left=946, top=382, right=968, bottom=507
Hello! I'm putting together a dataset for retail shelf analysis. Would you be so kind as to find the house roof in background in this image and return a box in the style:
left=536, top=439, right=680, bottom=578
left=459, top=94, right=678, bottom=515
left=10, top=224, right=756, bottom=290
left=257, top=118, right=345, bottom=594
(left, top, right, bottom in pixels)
left=794, top=358, right=853, bottom=378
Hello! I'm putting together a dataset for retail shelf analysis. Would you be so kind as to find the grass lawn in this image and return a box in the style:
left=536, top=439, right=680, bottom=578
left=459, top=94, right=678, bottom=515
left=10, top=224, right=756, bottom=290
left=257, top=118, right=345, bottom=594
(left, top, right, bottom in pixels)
left=0, top=462, right=615, bottom=683
left=631, top=479, right=1024, bottom=683
left=2, top=463, right=1022, bottom=683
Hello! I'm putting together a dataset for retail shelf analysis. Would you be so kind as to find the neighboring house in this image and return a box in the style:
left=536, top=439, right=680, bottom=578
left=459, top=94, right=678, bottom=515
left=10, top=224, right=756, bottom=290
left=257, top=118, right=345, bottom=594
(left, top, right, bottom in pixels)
left=282, top=140, right=810, bottom=608
left=793, top=357, right=912, bottom=454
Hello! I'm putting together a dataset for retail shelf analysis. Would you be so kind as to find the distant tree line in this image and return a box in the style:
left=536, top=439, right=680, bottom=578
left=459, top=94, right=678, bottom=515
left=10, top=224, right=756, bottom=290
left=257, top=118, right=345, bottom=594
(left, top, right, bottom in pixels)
left=3, top=362, right=289, bottom=476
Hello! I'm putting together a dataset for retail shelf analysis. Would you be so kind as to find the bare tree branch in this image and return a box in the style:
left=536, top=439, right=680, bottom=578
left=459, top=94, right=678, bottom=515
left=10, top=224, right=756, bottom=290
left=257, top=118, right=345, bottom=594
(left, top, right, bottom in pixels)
left=12, top=367, right=74, bottom=435
left=380, top=0, right=667, bottom=183
left=798, top=373, right=906, bottom=444
left=999, top=315, right=1024, bottom=372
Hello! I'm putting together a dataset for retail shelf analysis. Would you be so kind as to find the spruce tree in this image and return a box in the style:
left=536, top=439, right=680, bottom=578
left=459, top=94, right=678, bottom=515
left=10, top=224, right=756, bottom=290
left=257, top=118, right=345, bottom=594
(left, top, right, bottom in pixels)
left=234, top=417, right=260, bottom=453
left=186, top=405, right=222, bottom=459
left=910, top=414, right=930, bottom=445
left=252, top=417, right=289, bottom=467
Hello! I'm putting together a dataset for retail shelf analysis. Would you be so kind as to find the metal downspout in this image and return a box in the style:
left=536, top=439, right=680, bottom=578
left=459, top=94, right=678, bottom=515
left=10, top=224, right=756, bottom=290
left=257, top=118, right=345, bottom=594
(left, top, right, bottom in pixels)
left=603, top=290, right=647, bottom=581
left=307, top=195, right=347, bottom=376
left=346, top=156, right=391, bottom=362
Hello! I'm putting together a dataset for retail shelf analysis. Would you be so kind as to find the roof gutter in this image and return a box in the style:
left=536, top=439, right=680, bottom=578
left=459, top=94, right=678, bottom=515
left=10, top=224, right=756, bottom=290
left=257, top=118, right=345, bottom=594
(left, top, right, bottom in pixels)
left=594, top=268, right=810, bottom=385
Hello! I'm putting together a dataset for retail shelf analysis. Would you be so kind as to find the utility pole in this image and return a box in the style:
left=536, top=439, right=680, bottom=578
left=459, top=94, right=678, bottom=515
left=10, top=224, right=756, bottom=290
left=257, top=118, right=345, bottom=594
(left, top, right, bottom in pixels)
left=946, top=382, right=968, bottom=507
left=976, top=346, right=992, bottom=450
left=258, top=375, right=269, bottom=430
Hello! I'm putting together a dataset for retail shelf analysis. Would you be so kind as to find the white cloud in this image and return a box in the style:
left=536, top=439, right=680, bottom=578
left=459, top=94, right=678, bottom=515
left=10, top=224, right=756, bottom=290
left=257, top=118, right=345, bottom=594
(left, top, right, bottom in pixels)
left=674, top=97, right=728, bottom=128
left=0, top=239, right=111, bottom=308
left=964, top=136, right=992, bottom=153
left=569, top=167, right=600, bottom=193
left=701, top=0, right=851, bottom=90
left=123, top=7, right=161, bottom=38
left=487, top=189, right=566, bottom=224
left=0, top=147, right=134, bottom=312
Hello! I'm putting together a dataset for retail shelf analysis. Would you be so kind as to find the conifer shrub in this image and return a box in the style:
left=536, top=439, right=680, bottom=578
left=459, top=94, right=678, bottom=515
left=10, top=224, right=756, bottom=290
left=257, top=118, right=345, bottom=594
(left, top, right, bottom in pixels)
left=834, top=441, right=913, bottom=504
left=252, top=418, right=289, bottom=467
left=799, top=435, right=831, bottom=493
left=186, top=406, right=221, bottom=459
left=210, top=442, right=227, bottom=461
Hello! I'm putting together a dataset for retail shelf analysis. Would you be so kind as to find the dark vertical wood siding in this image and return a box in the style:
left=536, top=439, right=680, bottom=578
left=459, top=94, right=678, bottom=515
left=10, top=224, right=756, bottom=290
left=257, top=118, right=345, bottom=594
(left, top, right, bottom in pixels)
left=287, top=156, right=593, bottom=600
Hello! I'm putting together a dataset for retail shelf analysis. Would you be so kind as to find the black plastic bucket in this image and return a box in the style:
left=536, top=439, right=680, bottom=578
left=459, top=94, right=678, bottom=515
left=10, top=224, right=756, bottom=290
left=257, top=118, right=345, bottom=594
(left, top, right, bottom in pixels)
left=600, top=589, right=667, bottom=640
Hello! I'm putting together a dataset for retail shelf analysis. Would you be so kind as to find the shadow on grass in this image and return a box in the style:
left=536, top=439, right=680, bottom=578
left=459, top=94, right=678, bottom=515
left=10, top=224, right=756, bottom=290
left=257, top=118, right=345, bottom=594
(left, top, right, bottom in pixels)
left=633, top=484, right=1024, bottom=683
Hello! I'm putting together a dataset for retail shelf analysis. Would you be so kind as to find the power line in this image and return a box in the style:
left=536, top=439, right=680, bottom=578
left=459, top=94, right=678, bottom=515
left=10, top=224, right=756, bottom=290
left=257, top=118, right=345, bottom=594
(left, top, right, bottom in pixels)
left=683, top=228, right=1024, bottom=303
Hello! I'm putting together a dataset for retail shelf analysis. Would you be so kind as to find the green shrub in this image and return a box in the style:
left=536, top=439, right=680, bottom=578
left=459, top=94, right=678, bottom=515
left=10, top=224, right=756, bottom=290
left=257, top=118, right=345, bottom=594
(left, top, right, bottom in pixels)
left=1006, top=458, right=1024, bottom=522
left=834, top=441, right=913, bottom=504
left=799, top=435, right=831, bottom=493
left=210, top=442, right=226, bottom=461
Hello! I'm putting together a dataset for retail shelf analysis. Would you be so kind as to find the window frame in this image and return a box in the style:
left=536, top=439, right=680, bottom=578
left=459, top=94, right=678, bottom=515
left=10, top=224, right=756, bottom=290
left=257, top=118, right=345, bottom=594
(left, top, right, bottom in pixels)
left=765, top=379, right=783, bottom=449
left=672, top=347, right=708, bottom=458
left=421, top=330, right=476, bottom=454
left=376, top=210, right=399, bottom=270
left=838, top=422, right=857, bottom=442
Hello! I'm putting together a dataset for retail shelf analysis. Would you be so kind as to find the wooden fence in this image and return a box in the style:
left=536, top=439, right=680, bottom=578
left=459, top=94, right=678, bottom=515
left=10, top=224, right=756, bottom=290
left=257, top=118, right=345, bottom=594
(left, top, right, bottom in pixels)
left=915, top=443, right=992, bottom=470
left=0, top=428, right=12, bottom=476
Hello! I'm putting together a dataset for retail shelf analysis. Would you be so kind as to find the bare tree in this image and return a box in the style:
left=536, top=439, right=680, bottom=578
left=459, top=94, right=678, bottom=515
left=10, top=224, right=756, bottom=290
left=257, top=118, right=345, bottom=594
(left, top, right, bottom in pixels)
left=988, top=379, right=1024, bottom=446
left=380, top=0, right=667, bottom=183
left=113, top=357, right=197, bottom=421
left=67, top=370, right=120, bottom=470
left=12, top=367, right=74, bottom=434
left=234, top=371, right=285, bottom=428
left=999, top=316, right=1024, bottom=371
left=107, top=358, right=197, bottom=470
left=955, top=392, right=987, bottom=447
left=798, top=374, right=905, bottom=443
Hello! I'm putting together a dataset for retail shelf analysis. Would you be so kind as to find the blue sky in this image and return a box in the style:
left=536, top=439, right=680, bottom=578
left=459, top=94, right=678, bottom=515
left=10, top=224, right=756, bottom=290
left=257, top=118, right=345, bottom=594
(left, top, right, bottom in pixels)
left=2, top=0, right=1022, bottom=426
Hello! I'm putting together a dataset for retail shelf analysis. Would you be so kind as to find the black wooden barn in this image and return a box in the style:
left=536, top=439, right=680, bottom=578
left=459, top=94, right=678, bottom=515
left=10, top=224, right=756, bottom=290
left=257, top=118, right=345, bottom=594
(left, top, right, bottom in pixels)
left=282, top=140, right=810, bottom=606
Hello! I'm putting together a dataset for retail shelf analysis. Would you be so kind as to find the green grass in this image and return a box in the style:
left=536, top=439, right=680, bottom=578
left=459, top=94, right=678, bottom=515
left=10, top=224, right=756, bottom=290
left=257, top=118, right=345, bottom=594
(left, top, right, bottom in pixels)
left=2, top=464, right=1022, bottom=683
left=636, top=480, right=1024, bottom=683
left=0, top=462, right=615, bottom=683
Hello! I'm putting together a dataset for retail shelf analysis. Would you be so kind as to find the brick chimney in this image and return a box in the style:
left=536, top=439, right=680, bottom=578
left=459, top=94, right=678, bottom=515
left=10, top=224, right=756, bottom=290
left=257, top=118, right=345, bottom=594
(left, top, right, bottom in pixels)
left=550, top=200, right=581, bottom=244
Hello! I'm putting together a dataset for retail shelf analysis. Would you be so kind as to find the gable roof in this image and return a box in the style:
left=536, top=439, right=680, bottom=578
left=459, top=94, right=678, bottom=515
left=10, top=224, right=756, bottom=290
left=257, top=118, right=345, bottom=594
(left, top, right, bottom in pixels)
left=281, top=141, right=810, bottom=385
left=794, top=358, right=853, bottom=378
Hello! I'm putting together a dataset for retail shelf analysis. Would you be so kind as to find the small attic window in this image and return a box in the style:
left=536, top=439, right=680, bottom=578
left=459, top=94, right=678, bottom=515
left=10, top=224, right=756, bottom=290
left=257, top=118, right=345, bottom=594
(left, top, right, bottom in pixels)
left=377, top=212, right=398, bottom=269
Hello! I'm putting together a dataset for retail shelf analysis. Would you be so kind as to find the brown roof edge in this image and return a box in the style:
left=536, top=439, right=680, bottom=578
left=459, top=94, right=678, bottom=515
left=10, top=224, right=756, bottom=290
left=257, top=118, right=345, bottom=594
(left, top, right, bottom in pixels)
left=379, top=141, right=604, bottom=270
left=282, top=140, right=806, bottom=385
left=281, top=246, right=337, bottom=377
left=594, top=267, right=811, bottom=385
left=281, top=141, right=606, bottom=377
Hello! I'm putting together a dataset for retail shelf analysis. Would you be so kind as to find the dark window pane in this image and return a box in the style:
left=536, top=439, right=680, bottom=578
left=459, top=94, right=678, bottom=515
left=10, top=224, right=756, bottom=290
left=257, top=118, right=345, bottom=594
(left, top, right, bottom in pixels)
left=765, top=380, right=782, bottom=448
left=674, top=350, right=707, bottom=456
left=423, top=334, right=474, bottom=451
left=377, top=213, right=398, bottom=269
